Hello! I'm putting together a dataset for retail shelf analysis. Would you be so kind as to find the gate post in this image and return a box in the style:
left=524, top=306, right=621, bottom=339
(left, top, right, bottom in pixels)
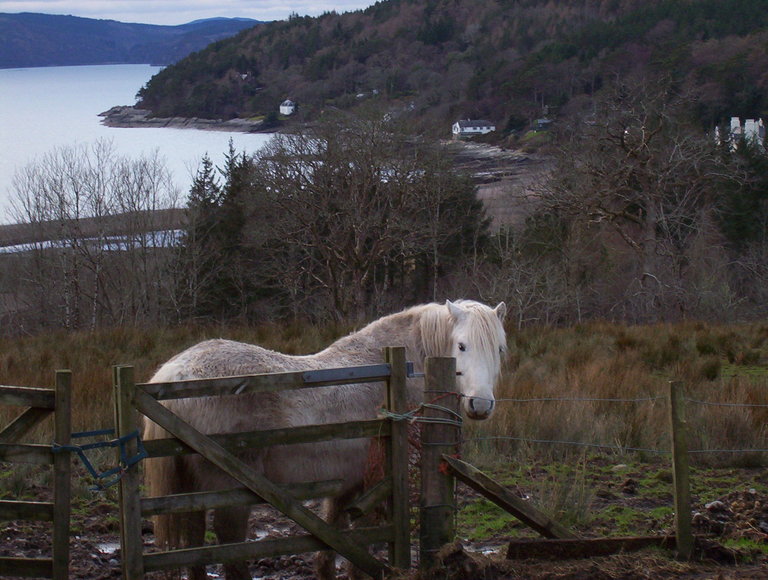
left=419, top=357, right=460, bottom=569
left=114, top=365, right=145, bottom=579
left=52, top=370, right=72, bottom=580
left=668, top=380, right=693, bottom=560
left=385, top=346, right=411, bottom=570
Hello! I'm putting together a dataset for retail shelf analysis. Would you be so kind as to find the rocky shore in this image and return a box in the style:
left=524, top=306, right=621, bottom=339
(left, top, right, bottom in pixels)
left=99, top=105, right=265, bottom=133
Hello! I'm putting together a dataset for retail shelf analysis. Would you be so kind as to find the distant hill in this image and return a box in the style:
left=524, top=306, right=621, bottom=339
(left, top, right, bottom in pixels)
left=133, top=0, right=768, bottom=132
left=0, top=13, right=260, bottom=68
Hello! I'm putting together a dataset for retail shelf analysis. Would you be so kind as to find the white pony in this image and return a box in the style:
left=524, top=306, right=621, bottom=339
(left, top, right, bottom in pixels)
left=142, top=299, right=506, bottom=579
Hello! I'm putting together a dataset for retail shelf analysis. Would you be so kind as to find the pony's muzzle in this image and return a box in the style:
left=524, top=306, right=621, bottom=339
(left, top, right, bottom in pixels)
left=466, top=397, right=494, bottom=420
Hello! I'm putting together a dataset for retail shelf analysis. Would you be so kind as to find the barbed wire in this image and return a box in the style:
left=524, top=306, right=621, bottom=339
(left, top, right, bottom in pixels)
left=689, top=448, right=768, bottom=454
left=429, top=389, right=667, bottom=404
left=464, top=436, right=768, bottom=456
left=428, top=390, right=768, bottom=409
left=495, top=396, right=665, bottom=403
left=415, top=390, right=768, bottom=456
left=685, top=398, right=768, bottom=408
left=464, top=435, right=668, bottom=455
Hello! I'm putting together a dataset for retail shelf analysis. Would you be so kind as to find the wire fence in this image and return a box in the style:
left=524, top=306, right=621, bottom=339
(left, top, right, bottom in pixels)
left=445, top=390, right=768, bottom=457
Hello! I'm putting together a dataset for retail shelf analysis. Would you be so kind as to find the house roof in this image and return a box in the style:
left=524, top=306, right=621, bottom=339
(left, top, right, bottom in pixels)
left=455, top=119, right=495, bottom=128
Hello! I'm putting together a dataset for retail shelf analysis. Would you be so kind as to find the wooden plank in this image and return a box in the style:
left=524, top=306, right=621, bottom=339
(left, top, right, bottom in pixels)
left=346, top=477, right=393, bottom=521
left=506, top=535, right=677, bottom=560
left=0, top=407, right=52, bottom=444
left=669, top=381, right=693, bottom=560
left=0, top=499, right=54, bottom=521
left=140, top=363, right=391, bottom=401
left=0, top=443, right=54, bottom=464
left=443, top=455, right=576, bottom=540
left=420, top=358, right=460, bottom=570
left=143, top=525, right=395, bottom=572
left=114, top=366, right=145, bottom=580
left=0, top=386, right=55, bottom=409
left=52, top=370, right=72, bottom=580
left=143, top=419, right=389, bottom=458
left=0, top=556, right=53, bottom=577
left=134, top=388, right=390, bottom=579
left=385, top=346, right=411, bottom=570
left=141, top=479, right=346, bottom=517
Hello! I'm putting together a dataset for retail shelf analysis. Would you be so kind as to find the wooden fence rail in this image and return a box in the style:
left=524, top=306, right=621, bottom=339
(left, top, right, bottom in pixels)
left=0, top=371, right=71, bottom=579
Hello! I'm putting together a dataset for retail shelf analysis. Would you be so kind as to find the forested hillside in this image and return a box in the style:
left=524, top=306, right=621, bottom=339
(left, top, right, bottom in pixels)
left=0, top=13, right=259, bottom=68
left=3, top=0, right=768, bottom=334
left=136, top=0, right=768, bottom=130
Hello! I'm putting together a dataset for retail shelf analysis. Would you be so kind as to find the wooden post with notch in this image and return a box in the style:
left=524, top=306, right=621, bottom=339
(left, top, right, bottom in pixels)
left=419, top=356, right=459, bottom=570
left=114, top=365, right=145, bottom=579
left=668, top=380, right=693, bottom=560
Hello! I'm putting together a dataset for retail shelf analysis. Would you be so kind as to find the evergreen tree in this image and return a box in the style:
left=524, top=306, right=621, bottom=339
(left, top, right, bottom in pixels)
left=175, top=153, right=224, bottom=320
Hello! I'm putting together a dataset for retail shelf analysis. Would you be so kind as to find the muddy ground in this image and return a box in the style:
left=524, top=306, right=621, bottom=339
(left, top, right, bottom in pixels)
left=2, top=459, right=767, bottom=579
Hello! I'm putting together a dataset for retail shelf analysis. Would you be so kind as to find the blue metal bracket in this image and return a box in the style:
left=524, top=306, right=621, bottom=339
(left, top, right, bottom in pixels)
left=53, top=428, right=148, bottom=491
left=406, top=362, right=424, bottom=378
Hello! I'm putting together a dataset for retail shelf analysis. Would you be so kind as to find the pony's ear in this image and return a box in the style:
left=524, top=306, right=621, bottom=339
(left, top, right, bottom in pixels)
left=494, top=302, right=507, bottom=321
left=446, top=300, right=466, bottom=321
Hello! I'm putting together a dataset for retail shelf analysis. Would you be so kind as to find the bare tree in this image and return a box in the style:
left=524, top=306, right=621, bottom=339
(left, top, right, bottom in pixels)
left=244, top=111, right=487, bottom=320
left=5, top=140, right=180, bottom=331
left=539, top=78, right=727, bottom=321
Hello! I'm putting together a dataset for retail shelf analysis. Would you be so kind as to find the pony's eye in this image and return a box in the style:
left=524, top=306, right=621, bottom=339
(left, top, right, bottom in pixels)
left=458, top=343, right=466, bottom=352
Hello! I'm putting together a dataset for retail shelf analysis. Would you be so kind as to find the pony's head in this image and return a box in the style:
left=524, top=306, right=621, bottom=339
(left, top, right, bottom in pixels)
left=446, top=300, right=507, bottom=420
left=420, top=299, right=507, bottom=420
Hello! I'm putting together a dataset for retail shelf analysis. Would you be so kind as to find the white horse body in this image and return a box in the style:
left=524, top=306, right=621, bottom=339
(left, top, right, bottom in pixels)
left=143, top=299, right=506, bottom=579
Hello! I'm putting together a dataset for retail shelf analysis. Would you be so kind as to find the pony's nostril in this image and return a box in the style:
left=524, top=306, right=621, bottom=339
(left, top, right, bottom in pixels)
left=467, top=397, right=494, bottom=418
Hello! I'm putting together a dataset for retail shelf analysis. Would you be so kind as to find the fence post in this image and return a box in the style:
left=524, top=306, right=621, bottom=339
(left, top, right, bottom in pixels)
left=385, top=346, right=411, bottom=571
left=114, top=365, right=145, bottom=579
left=419, top=356, right=460, bottom=570
left=52, top=370, right=72, bottom=580
left=668, top=380, right=693, bottom=560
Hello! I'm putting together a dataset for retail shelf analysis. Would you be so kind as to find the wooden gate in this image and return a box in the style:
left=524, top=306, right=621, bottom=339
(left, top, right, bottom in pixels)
left=114, top=346, right=411, bottom=579
left=0, top=371, right=72, bottom=579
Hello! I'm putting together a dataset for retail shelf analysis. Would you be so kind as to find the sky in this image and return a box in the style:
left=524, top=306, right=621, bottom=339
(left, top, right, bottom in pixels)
left=0, top=0, right=378, bottom=25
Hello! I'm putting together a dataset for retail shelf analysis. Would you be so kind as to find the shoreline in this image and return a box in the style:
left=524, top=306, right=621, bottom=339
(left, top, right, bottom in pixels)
left=99, top=105, right=269, bottom=133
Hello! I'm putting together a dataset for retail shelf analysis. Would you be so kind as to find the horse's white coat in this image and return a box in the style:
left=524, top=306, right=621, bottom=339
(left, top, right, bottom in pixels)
left=142, top=299, right=506, bottom=579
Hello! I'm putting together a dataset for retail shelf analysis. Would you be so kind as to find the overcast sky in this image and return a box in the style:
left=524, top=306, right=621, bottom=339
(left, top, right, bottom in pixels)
left=0, top=0, right=377, bottom=25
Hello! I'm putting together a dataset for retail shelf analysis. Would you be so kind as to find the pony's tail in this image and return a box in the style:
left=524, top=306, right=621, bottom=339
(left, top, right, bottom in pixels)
left=142, top=418, right=203, bottom=550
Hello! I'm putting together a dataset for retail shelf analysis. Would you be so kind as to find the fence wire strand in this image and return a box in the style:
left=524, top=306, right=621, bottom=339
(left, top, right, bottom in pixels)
left=495, top=396, right=665, bottom=403
left=685, top=398, right=768, bottom=408
left=466, top=435, right=668, bottom=455
left=454, top=391, right=768, bottom=456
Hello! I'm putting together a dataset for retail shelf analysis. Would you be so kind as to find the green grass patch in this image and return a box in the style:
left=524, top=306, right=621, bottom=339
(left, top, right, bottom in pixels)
left=457, top=499, right=520, bottom=540
left=598, top=505, right=648, bottom=535
left=722, top=538, right=768, bottom=562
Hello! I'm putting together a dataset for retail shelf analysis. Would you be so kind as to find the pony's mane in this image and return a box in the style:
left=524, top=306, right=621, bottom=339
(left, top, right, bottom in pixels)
left=414, top=299, right=502, bottom=362
left=414, top=303, right=454, bottom=359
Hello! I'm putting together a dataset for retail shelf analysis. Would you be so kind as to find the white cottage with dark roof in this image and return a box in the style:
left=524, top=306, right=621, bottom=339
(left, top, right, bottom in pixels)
left=280, top=99, right=297, bottom=116
left=452, top=119, right=496, bottom=138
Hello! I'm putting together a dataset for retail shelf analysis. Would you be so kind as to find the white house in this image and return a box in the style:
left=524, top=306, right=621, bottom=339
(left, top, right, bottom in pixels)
left=280, top=99, right=297, bottom=116
left=452, top=119, right=496, bottom=139
left=720, top=116, right=765, bottom=149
